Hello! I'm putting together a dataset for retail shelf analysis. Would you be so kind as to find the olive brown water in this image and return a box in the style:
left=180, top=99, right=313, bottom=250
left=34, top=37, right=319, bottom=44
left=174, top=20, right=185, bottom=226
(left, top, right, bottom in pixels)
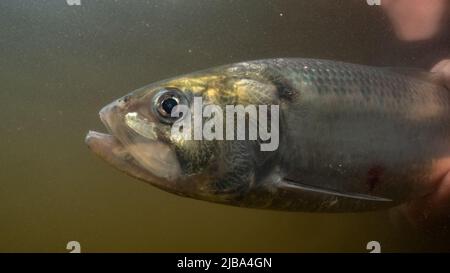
left=1, top=0, right=449, bottom=252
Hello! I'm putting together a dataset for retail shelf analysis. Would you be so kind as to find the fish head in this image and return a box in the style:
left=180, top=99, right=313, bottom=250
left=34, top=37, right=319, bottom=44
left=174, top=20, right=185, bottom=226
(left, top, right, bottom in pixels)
left=85, top=66, right=273, bottom=204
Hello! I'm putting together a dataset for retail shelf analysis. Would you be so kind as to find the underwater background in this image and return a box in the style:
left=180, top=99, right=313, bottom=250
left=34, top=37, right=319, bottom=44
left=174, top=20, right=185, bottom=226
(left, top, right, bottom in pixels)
left=0, top=0, right=449, bottom=252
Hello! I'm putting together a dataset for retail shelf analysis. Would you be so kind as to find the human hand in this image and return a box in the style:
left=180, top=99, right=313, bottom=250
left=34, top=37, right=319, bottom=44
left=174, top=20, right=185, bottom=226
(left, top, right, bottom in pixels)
left=400, top=59, right=450, bottom=230
left=382, top=0, right=448, bottom=41
left=431, top=59, right=450, bottom=90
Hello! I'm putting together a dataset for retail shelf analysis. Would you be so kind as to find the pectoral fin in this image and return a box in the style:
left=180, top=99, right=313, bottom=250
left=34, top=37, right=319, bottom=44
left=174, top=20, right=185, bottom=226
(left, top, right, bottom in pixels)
left=280, top=178, right=392, bottom=202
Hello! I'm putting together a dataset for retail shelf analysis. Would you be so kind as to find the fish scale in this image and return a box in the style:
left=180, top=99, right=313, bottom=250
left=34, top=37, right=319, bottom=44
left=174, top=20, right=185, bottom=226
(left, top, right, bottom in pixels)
left=242, top=59, right=450, bottom=210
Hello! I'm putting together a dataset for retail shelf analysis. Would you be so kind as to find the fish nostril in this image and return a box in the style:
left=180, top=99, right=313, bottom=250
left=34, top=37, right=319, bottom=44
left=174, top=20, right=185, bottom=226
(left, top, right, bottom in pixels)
left=99, top=104, right=118, bottom=125
left=116, top=95, right=130, bottom=108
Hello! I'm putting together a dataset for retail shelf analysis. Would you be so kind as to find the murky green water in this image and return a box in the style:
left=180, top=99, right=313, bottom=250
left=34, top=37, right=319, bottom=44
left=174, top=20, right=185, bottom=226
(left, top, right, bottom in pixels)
left=0, top=0, right=449, bottom=252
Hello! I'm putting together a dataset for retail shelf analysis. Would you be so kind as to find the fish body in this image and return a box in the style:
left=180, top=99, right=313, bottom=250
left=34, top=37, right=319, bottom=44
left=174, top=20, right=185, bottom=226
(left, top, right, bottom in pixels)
left=86, top=58, right=450, bottom=212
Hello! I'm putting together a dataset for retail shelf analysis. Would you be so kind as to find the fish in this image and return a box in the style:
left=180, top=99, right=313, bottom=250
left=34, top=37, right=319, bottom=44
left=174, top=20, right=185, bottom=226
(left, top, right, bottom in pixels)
left=85, top=58, right=450, bottom=212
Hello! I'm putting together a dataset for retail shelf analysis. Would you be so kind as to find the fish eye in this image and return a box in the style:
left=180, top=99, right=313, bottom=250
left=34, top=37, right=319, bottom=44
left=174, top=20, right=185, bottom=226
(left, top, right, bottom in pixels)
left=161, top=97, right=178, bottom=115
left=153, top=87, right=188, bottom=123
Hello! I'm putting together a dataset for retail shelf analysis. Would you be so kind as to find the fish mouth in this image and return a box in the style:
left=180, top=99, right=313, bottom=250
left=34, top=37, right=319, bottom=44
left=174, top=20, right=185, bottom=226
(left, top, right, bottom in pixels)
left=85, top=130, right=126, bottom=164
left=85, top=130, right=161, bottom=184
left=85, top=105, right=133, bottom=171
left=85, top=104, right=181, bottom=191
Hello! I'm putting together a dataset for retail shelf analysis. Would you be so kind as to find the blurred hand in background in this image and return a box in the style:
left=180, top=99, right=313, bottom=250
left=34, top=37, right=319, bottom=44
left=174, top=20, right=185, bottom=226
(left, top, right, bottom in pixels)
left=382, top=0, right=448, bottom=41
left=432, top=59, right=450, bottom=89
left=400, top=59, right=450, bottom=230
left=382, top=0, right=450, bottom=230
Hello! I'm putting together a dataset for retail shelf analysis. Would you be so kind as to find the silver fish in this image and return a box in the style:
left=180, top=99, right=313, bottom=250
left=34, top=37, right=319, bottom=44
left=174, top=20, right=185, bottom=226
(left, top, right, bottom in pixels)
left=85, top=58, right=450, bottom=212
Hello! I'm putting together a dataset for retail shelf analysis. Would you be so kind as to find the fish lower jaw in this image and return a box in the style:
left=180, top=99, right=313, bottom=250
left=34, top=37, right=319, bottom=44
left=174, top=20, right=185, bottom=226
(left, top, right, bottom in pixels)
left=85, top=130, right=147, bottom=178
left=85, top=130, right=129, bottom=163
left=84, top=130, right=178, bottom=191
